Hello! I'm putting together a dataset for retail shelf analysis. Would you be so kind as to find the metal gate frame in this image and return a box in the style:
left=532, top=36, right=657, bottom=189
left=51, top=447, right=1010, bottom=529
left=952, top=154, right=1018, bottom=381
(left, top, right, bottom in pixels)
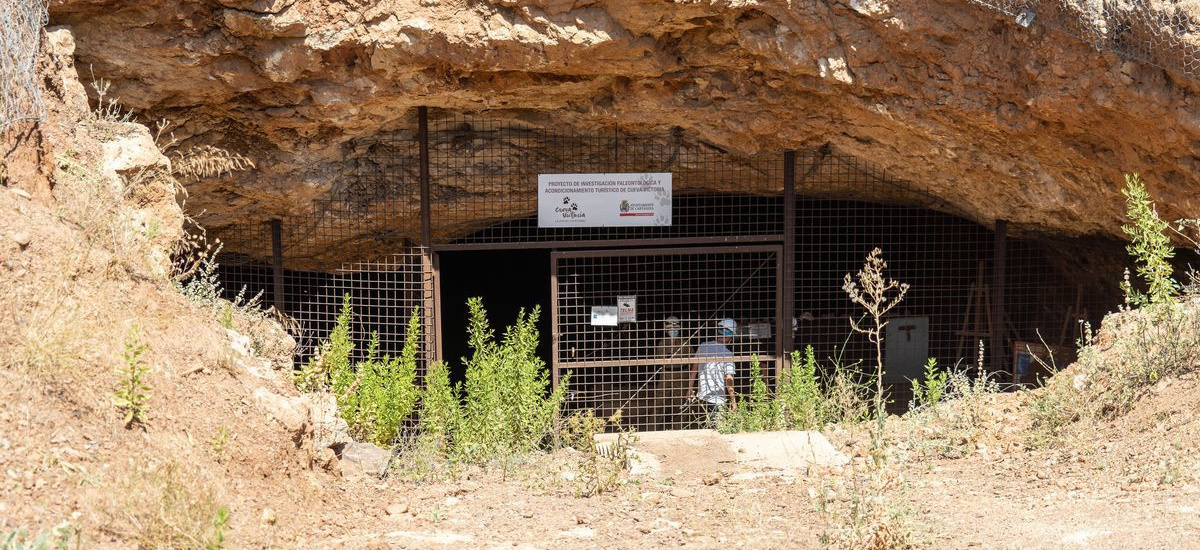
left=549, top=244, right=786, bottom=394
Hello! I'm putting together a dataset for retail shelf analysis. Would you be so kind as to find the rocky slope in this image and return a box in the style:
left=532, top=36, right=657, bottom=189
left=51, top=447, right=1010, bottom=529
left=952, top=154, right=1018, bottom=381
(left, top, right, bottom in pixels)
left=46, top=0, right=1200, bottom=256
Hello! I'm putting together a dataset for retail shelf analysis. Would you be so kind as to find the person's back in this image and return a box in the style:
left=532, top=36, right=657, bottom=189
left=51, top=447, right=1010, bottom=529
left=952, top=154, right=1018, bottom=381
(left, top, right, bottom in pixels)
left=691, top=318, right=739, bottom=426
left=694, top=339, right=733, bottom=404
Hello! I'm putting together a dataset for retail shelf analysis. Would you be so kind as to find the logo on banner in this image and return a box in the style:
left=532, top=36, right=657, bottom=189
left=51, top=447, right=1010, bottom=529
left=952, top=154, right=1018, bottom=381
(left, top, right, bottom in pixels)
left=555, top=196, right=584, bottom=220
left=618, top=198, right=655, bottom=217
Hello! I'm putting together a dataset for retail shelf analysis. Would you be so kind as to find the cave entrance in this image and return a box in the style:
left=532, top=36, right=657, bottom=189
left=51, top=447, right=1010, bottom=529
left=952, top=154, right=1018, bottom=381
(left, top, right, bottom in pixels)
left=436, top=248, right=552, bottom=387
left=211, top=112, right=1123, bottom=432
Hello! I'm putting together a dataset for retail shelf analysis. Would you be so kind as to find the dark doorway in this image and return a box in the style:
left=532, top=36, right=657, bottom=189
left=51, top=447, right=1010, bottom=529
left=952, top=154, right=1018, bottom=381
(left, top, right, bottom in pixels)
left=437, top=249, right=553, bottom=385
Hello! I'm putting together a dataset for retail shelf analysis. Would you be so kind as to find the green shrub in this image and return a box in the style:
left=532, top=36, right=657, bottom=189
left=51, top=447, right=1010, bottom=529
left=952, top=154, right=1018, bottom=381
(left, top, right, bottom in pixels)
left=718, top=355, right=780, bottom=433
left=778, top=345, right=830, bottom=430
left=296, top=293, right=354, bottom=392
left=717, top=345, right=872, bottom=434
left=322, top=305, right=421, bottom=447
left=416, top=359, right=461, bottom=455
left=365, top=309, right=422, bottom=445
left=454, top=298, right=566, bottom=464
left=1121, top=173, right=1177, bottom=307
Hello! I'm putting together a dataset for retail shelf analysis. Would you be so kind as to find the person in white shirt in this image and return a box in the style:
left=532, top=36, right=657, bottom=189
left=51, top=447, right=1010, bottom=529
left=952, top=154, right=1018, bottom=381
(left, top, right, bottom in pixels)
left=690, top=318, right=738, bottom=426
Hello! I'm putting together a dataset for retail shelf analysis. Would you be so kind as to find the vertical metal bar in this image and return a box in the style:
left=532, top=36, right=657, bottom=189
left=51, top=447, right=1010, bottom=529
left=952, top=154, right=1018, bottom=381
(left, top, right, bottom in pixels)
left=419, top=107, right=433, bottom=250
left=992, top=219, right=1008, bottom=373
left=550, top=252, right=561, bottom=388
left=432, top=251, right=444, bottom=364
left=270, top=218, right=285, bottom=313
left=419, top=106, right=439, bottom=364
left=779, top=151, right=797, bottom=385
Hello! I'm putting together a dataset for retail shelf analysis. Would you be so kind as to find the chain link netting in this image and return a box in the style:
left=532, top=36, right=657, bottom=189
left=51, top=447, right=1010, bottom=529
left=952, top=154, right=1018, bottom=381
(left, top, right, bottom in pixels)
left=968, top=0, right=1200, bottom=80
left=1, top=0, right=50, bottom=132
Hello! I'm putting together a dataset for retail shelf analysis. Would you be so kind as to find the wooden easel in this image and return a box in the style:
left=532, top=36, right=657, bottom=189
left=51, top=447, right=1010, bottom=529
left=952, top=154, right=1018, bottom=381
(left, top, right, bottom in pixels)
left=1058, top=283, right=1087, bottom=346
left=957, top=261, right=993, bottom=359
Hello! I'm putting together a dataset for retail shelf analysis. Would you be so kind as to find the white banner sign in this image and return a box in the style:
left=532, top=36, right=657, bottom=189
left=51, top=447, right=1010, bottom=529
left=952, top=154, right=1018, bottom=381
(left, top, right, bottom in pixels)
left=538, top=173, right=672, bottom=227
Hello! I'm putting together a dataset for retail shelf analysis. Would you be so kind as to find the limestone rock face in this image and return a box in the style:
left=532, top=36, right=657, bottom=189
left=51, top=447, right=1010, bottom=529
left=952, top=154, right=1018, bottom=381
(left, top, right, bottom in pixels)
left=48, top=0, right=1200, bottom=260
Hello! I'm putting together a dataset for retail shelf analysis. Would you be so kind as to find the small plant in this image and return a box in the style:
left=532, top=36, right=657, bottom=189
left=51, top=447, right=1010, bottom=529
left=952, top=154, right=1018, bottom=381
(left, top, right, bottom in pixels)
left=113, top=326, right=151, bottom=429
left=2, top=521, right=81, bottom=550
left=559, top=409, right=608, bottom=452
left=563, top=410, right=635, bottom=498
left=209, top=506, right=230, bottom=550
left=813, top=466, right=912, bottom=550
left=218, top=303, right=234, bottom=329
left=908, top=358, right=947, bottom=412
left=844, top=248, right=909, bottom=467
left=176, top=241, right=224, bottom=305
left=210, top=426, right=231, bottom=462
left=88, top=76, right=135, bottom=126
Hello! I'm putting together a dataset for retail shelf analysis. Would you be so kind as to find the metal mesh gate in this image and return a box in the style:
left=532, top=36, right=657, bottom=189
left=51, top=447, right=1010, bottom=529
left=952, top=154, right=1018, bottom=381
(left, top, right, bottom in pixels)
left=553, top=246, right=781, bottom=430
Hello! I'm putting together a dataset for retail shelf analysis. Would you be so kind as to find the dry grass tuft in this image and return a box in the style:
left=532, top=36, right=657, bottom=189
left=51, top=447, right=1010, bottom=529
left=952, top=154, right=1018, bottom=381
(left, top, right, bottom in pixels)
left=171, top=146, right=255, bottom=181
left=107, top=461, right=229, bottom=550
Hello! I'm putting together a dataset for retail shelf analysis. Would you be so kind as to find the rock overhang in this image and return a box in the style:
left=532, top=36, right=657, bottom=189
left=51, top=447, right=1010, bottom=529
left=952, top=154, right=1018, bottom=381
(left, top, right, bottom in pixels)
left=46, top=0, right=1200, bottom=264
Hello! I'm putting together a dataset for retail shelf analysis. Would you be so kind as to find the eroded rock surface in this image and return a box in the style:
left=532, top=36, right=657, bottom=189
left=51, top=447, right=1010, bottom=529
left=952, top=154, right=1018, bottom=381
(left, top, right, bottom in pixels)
left=48, top=0, right=1200, bottom=261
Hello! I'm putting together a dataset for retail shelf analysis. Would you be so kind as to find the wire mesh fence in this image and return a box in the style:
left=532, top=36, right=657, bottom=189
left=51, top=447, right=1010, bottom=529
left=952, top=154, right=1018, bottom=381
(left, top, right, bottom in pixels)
left=428, top=112, right=782, bottom=247
left=0, top=0, right=49, bottom=132
left=966, top=0, right=1200, bottom=81
left=210, top=110, right=1120, bottom=430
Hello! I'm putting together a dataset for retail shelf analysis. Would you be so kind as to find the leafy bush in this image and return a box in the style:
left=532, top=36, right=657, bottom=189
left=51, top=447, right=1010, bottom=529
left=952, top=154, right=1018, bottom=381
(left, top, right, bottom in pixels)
left=718, top=355, right=780, bottom=433
left=778, top=346, right=832, bottom=429
left=717, top=345, right=872, bottom=435
left=415, top=359, right=461, bottom=455
left=301, top=296, right=422, bottom=447
left=454, top=298, right=566, bottom=463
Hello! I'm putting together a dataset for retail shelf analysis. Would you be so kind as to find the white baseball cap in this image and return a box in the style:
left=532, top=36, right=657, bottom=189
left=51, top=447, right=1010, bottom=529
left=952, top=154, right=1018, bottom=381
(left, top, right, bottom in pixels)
left=718, top=318, right=737, bottom=336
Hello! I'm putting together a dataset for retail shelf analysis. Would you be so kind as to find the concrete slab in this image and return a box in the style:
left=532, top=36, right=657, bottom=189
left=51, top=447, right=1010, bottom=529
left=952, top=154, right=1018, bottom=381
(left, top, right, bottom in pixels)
left=598, top=429, right=848, bottom=479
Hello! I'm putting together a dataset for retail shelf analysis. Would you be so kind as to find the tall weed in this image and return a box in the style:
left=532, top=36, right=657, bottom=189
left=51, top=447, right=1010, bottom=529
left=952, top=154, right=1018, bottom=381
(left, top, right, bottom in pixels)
left=778, top=346, right=833, bottom=429
left=306, top=298, right=422, bottom=447
left=297, top=293, right=354, bottom=392
left=718, top=355, right=780, bottom=433
left=1120, top=173, right=1177, bottom=307
left=844, top=248, right=909, bottom=467
left=454, top=298, right=565, bottom=464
